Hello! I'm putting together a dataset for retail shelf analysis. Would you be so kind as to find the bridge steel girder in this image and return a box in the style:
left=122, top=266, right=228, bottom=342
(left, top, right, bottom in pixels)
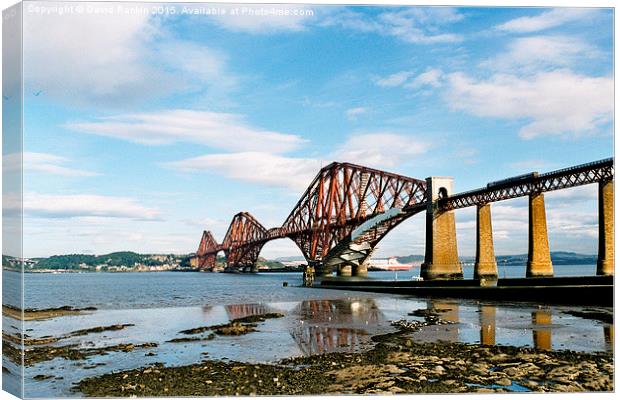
left=195, top=230, right=219, bottom=271
left=221, top=212, right=269, bottom=270
left=439, top=158, right=614, bottom=211
left=281, top=162, right=427, bottom=271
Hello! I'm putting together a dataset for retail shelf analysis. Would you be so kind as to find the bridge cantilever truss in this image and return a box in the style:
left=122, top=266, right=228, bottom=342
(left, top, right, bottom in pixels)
left=194, top=157, right=614, bottom=276
left=195, top=162, right=427, bottom=271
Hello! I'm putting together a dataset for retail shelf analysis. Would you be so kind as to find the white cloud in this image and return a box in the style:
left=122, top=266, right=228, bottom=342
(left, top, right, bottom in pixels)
left=3, top=152, right=98, bottom=177
left=207, top=5, right=315, bottom=33
left=375, top=71, right=414, bottom=87
left=164, top=152, right=323, bottom=191
left=24, top=11, right=165, bottom=106
left=23, top=12, right=235, bottom=107
left=445, top=70, right=613, bottom=139
left=164, top=132, right=430, bottom=190
left=67, top=109, right=306, bottom=153
left=4, top=193, right=161, bottom=220
left=333, top=133, right=430, bottom=169
left=495, top=8, right=599, bottom=33
left=345, top=107, right=368, bottom=120
left=480, top=36, right=600, bottom=73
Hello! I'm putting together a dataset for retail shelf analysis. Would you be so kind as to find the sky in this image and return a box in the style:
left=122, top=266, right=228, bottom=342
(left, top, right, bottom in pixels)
left=7, top=2, right=614, bottom=258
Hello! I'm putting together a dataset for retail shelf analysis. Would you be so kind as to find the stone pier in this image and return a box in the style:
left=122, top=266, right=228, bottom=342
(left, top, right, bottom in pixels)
left=337, top=265, right=352, bottom=277
left=353, top=262, right=368, bottom=277
left=527, top=192, right=553, bottom=277
left=421, top=177, right=463, bottom=280
left=474, top=203, right=498, bottom=280
left=597, top=179, right=614, bottom=276
left=315, top=261, right=332, bottom=277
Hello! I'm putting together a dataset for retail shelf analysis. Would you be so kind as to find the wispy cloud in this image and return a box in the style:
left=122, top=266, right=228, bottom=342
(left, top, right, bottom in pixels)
left=375, top=71, right=414, bottom=88
left=495, top=8, right=600, bottom=33
left=67, top=109, right=306, bottom=153
left=345, top=107, right=368, bottom=121
left=164, top=152, right=323, bottom=191
left=4, top=193, right=161, bottom=221
left=164, top=132, right=430, bottom=190
left=375, top=68, right=443, bottom=90
left=377, top=8, right=464, bottom=44
left=3, top=152, right=99, bottom=177
left=405, top=68, right=444, bottom=89
left=333, top=132, right=430, bottom=169
left=445, top=70, right=612, bottom=139
left=480, top=35, right=601, bottom=73
left=320, top=7, right=464, bottom=44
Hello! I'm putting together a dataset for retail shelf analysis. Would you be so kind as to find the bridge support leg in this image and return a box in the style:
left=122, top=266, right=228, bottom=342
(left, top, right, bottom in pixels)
left=527, top=192, right=553, bottom=277
left=597, top=179, right=614, bottom=276
left=474, top=203, right=498, bottom=280
left=421, top=177, right=463, bottom=280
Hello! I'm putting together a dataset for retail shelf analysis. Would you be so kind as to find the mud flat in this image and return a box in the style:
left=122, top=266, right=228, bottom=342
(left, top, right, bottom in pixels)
left=2, top=305, right=97, bottom=321
left=76, top=317, right=613, bottom=396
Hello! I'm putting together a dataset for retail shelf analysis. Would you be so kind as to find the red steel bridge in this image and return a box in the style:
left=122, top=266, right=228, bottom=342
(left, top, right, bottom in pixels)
left=193, top=158, right=614, bottom=280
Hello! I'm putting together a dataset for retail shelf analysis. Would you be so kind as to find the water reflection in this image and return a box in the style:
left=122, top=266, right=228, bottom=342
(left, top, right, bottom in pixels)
left=290, top=299, right=384, bottom=355
left=225, top=303, right=273, bottom=320
left=479, top=305, right=496, bottom=346
left=604, top=325, right=614, bottom=352
left=532, top=308, right=552, bottom=350
left=428, top=300, right=460, bottom=342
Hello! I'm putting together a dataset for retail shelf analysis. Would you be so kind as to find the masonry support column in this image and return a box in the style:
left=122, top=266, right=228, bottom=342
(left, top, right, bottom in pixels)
left=597, top=179, right=614, bottom=276
left=354, top=262, right=368, bottom=277
left=421, top=177, right=463, bottom=280
left=475, top=203, right=498, bottom=280
left=337, top=264, right=352, bottom=277
left=527, top=191, right=553, bottom=277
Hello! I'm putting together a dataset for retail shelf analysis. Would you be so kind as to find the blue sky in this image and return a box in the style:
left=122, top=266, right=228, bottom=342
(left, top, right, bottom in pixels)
left=12, top=3, right=613, bottom=258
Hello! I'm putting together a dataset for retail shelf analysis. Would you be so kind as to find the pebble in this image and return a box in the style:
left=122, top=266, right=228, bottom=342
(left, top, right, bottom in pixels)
left=496, top=378, right=512, bottom=386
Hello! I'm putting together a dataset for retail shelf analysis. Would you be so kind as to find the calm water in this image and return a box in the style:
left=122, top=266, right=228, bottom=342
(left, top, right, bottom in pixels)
left=1, top=266, right=613, bottom=398
left=6, top=264, right=597, bottom=310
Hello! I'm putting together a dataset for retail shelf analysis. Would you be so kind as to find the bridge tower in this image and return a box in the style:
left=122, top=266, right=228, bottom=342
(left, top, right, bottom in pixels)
left=527, top=190, right=553, bottom=277
left=474, top=203, right=498, bottom=279
left=421, top=177, right=463, bottom=280
left=597, top=179, right=614, bottom=275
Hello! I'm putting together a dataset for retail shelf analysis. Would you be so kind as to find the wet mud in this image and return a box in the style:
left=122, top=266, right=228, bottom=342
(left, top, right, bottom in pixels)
left=178, top=312, right=285, bottom=337
left=76, top=319, right=613, bottom=396
left=3, top=305, right=97, bottom=321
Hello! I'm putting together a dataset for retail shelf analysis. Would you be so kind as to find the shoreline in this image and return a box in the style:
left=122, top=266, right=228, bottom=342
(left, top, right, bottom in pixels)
left=75, top=322, right=613, bottom=396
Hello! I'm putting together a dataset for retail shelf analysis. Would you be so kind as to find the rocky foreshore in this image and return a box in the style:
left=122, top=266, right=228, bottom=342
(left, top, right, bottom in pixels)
left=76, top=325, right=613, bottom=396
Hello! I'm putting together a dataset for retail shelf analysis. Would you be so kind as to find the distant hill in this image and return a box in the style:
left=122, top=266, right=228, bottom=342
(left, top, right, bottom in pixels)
left=6, top=252, right=189, bottom=271
left=392, top=252, right=596, bottom=266
left=496, top=251, right=597, bottom=265
left=274, top=256, right=306, bottom=262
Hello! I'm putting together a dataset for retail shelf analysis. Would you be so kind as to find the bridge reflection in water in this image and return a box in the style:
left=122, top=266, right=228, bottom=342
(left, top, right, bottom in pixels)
left=200, top=299, right=612, bottom=355
left=409, top=301, right=612, bottom=352
left=290, top=299, right=384, bottom=355
left=531, top=308, right=553, bottom=350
